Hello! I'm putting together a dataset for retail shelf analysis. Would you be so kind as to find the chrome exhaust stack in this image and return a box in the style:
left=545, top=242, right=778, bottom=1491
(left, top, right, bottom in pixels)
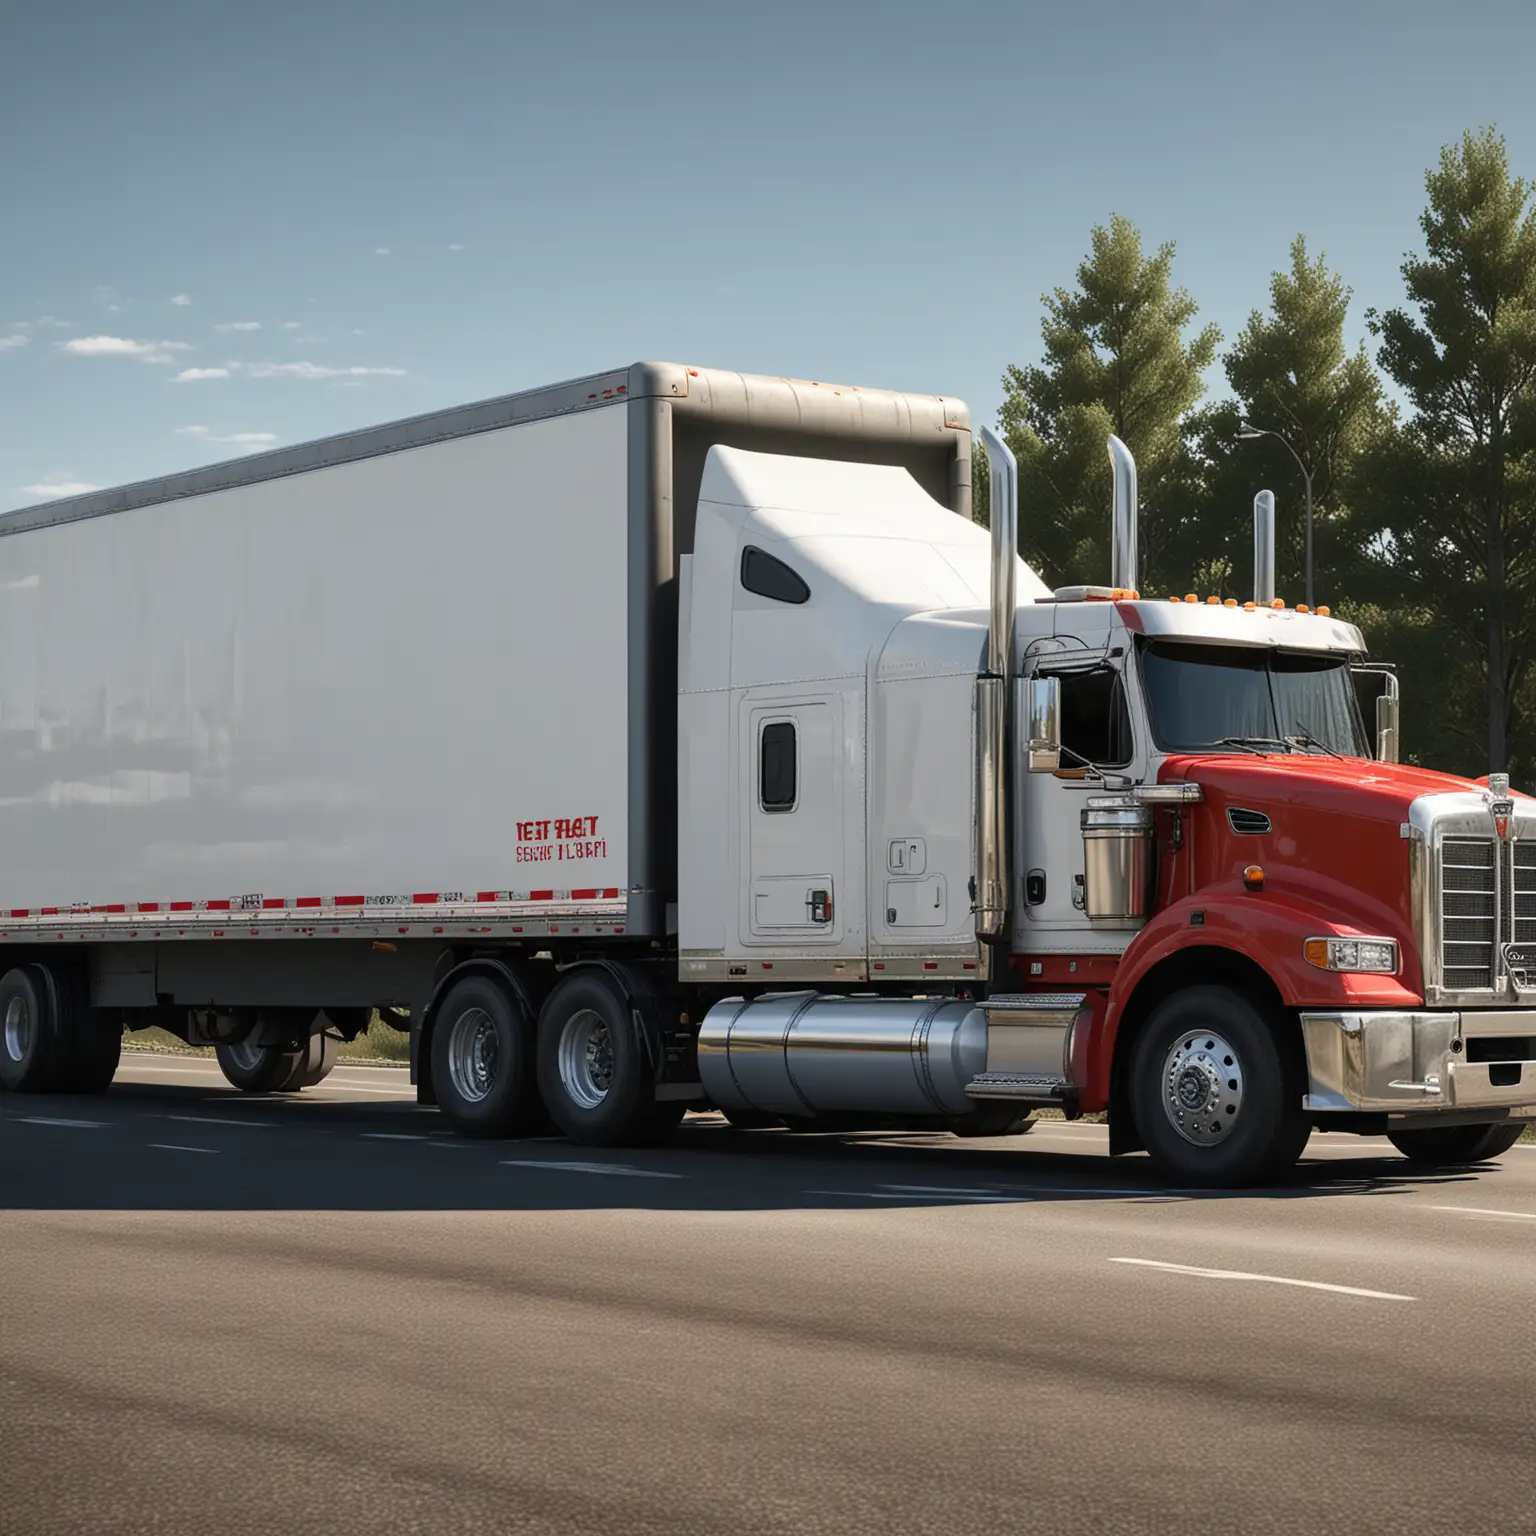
left=974, top=425, right=1016, bottom=943
left=1107, top=435, right=1138, bottom=592
left=1253, top=490, right=1276, bottom=605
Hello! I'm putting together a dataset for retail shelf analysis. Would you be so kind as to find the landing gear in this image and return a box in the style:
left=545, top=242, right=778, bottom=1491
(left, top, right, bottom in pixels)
left=1388, top=1122, right=1525, bottom=1166
left=1131, top=984, right=1309, bottom=1187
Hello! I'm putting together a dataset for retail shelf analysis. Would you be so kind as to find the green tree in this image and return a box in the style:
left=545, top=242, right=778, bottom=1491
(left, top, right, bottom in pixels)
left=1185, top=237, right=1387, bottom=607
left=998, top=213, right=1219, bottom=593
left=1361, top=126, right=1536, bottom=777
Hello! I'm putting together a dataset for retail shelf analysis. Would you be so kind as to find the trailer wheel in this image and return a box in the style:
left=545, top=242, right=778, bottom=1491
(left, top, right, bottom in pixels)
left=1130, top=984, right=1310, bottom=1188
left=297, top=1029, right=339, bottom=1089
left=536, top=969, right=684, bottom=1147
left=215, top=1037, right=310, bottom=1094
left=0, top=965, right=64, bottom=1093
left=63, top=1010, right=123, bottom=1095
left=430, top=974, right=540, bottom=1138
left=1387, top=1122, right=1525, bottom=1166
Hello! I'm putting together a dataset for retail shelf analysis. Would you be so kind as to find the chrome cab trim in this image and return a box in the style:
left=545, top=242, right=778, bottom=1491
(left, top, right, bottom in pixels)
left=1301, top=1007, right=1536, bottom=1114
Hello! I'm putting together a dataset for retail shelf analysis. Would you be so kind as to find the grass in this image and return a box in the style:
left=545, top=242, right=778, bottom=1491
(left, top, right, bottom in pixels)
left=123, top=1013, right=410, bottom=1066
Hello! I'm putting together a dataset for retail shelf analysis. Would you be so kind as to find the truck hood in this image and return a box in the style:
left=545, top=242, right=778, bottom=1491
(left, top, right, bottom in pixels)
left=1159, top=753, right=1508, bottom=824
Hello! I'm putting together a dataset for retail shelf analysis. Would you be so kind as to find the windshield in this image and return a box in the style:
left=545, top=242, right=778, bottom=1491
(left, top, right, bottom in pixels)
left=1138, top=639, right=1368, bottom=757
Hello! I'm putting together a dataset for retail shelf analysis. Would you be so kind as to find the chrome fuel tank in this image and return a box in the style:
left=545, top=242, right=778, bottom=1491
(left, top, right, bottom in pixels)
left=697, top=993, right=987, bottom=1118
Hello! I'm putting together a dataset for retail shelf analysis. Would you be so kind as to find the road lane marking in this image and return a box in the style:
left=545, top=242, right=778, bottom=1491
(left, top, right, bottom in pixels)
left=360, top=1132, right=427, bottom=1141
left=148, top=1143, right=219, bottom=1155
left=1429, top=1205, right=1536, bottom=1223
left=806, top=1189, right=1025, bottom=1203
left=166, top=1114, right=271, bottom=1129
left=16, top=1117, right=106, bottom=1129
left=499, top=1159, right=685, bottom=1180
left=1109, top=1257, right=1415, bottom=1301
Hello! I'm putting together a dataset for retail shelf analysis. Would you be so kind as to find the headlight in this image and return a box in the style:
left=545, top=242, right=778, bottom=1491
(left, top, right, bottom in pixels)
left=1303, top=937, right=1399, bottom=974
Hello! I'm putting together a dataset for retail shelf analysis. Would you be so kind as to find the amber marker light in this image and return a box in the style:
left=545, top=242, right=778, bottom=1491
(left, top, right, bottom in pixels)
left=1242, top=865, right=1265, bottom=891
left=1206, top=595, right=1220, bottom=605
left=1316, top=605, right=1331, bottom=616
left=1224, top=598, right=1237, bottom=607
left=1243, top=601, right=1256, bottom=611
left=1270, top=599, right=1285, bottom=609
left=1184, top=593, right=1197, bottom=603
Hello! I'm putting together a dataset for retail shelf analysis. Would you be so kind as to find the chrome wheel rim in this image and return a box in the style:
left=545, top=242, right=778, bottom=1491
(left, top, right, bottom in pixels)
left=446, top=1007, right=498, bottom=1104
left=557, top=1008, right=613, bottom=1110
left=1161, top=1030, right=1244, bottom=1146
left=224, top=1037, right=266, bottom=1073
left=3, top=995, right=33, bottom=1065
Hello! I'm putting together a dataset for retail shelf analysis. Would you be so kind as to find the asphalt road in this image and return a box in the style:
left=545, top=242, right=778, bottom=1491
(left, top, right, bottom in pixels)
left=4, top=1053, right=1536, bottom=1536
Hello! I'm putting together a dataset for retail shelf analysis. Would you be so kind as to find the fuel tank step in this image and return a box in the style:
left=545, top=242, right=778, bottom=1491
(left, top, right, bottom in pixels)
left=965, top=1071, right=1069, bottom=1101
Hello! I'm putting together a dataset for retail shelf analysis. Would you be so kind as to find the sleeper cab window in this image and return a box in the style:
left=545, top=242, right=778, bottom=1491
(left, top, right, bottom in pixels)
left=741, top=546, right=810, bottom=605
left=760, top=720, right=797, bottom=811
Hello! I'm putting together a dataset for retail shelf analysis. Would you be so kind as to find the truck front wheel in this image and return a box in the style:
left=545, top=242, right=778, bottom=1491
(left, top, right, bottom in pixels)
left=536, top=969, right=684, bottom=1147
left=1387, top=1122, right=1525, bottom=1166
left=1130, top=984, right=1309, bottom=1188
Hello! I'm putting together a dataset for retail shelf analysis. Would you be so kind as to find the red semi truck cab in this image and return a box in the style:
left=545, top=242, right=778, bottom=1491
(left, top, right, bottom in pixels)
left=960, top=435, right=1536, bottom=1182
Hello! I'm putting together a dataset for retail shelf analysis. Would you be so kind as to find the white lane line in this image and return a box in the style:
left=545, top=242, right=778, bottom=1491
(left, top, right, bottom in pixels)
left=500, top=1159, right=685, bottom=1180
left=806, top=1189, right=1024, bottom=1203
left=166, top=1114, right=271, bottom=1129
left=1109, top=1257, right=1416, bottom=1302
left=17, top=1116, right=106, bottom=1129
left=148, top=1143, right=219, bottom=1155
left=124, top=1060, right=417, bottom=1097
left=360, top=1132, right=427, bottom=1141
left=1429, top=1205, right=1536, bottom=1223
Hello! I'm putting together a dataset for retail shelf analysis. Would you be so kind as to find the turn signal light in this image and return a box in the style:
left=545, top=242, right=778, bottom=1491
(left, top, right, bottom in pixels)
left=1304, top=937, right=1399, bottom=974
left=1242, top=865, right=1265, bottom=891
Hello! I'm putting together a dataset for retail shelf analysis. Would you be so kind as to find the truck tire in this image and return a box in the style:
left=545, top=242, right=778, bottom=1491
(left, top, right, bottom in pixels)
left=297, top=1029, right=339, bottom=1089
left=1387, top=1122, right=1526, bottom=1166
left=1130, top=984, right=1310, bottom=1187
left=536, top=968, right=684, bottom=1147
left=0, top=965, right=64, bottom=1093
left=430, top=973, right=541, bottom=1138
left=215, top=1037, right=311, bottom=1094
left=63, top=1011, right=123, bottom=1095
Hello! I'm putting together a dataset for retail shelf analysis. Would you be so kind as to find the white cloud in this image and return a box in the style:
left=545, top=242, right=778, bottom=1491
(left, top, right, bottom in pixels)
left=0, top=334, right=28, bottom=351
left=449, top=243, right=464, bottom=251
left=62, top=335, right=192, bottom=365
left=243, top=361, right=406, bottom=380
left=351, top=328, right=366, bottom=336
left=173, top=366, right=231, bottom=382
left=17, top=475, right=101, bottom=502
left=175, top=425, right=278, bottom=447
left=280, top=321, right=300, bottom=330
left=170, top=294, right=192, bottom=306
left=37, top=316, right=72, bottom=329
left=214, top=320, right=261, bottom=333
left=106, top=303, right=122, bottom=313
left=374, top=247, right=390, bottom=256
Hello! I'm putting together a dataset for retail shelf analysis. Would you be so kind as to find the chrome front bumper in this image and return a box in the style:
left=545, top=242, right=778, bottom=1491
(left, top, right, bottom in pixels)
left=1300, top=1009, right=1536, bottom=1114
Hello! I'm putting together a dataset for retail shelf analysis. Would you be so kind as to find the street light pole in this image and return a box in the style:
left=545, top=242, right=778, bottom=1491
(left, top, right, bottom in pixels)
left=1238, top=420, right=1315, bottom=609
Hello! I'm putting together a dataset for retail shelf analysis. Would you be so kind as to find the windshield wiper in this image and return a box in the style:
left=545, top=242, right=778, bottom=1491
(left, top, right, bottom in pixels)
left=1289, top=721, right=1344, bottom=760
left=1213, top=736, right=1292, bottom=755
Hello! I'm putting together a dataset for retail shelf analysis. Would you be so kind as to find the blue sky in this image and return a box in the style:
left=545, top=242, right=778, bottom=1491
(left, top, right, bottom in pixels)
left=3, top=0, right=1535, bottom=506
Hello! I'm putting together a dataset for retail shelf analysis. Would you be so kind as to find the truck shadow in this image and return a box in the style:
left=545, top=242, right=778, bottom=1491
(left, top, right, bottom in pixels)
left=0, top=1076, right=1500, bottom=1214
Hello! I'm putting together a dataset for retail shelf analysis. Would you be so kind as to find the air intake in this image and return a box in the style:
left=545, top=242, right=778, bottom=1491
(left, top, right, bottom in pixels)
left=1227, top=807, right=1272, bottom=836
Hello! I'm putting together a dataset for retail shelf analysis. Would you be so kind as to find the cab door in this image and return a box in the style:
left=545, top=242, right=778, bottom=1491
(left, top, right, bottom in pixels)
left=740, top=694, right=843, bottom=945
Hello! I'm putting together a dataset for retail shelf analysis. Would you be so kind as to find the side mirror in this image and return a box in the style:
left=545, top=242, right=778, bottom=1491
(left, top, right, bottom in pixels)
left=1375, top=691, right=1400, bottom=765
left=1352, top=665, right=1400, bottom=764
left=1027, top=676, right=1062, bottom=773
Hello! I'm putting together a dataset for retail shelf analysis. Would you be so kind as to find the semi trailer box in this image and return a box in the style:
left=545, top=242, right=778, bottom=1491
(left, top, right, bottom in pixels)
left=0, top=363, right=970, bottom=945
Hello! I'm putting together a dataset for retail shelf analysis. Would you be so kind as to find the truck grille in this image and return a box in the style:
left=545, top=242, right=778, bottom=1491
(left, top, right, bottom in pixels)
left=1441, top=838, right=1497, bottom=990
left=1439, top=837, right=1536, bottom=992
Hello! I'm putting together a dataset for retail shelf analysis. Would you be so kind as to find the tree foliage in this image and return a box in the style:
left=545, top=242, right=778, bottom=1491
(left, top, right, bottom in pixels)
left=999, top=214, right=1219, bottom=593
